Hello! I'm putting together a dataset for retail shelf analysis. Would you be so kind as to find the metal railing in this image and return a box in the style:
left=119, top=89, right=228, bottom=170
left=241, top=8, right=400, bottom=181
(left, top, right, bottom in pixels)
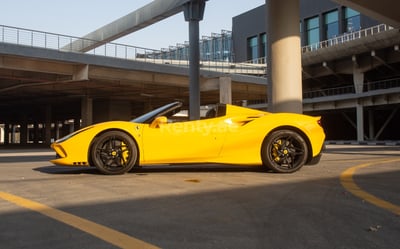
left=0, top=23, right=395, bottom=75
left=303, top=78, right=400, bottom=99
left=0, top=25, right=161, bottom=59
left=301, top=24, right=393, bottom=53
left=247, top=24, right=394, bottom=64
left=0, top=24, right=263, bottom=75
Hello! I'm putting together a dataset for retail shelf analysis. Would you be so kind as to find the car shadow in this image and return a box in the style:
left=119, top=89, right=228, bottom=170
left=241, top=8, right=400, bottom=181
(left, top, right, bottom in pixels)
left=34, top=166, right=101, bottom=175
left=34, top=164, right=271, bottom=175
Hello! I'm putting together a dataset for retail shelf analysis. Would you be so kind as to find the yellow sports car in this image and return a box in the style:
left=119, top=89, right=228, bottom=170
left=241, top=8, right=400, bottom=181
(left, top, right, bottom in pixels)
left=50, top=102, right=325, bottom=175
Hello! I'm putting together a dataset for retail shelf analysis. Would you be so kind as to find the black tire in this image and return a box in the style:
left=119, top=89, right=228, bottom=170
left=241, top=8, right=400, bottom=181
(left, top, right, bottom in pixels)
left=261, top=129, right=308, bottom=173
left=91, top=131, right=138, bottom=175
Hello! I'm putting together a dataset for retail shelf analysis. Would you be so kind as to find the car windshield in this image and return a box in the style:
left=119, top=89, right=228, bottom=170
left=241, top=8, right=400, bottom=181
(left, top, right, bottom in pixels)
left=131, top=102, right=182, bottom=124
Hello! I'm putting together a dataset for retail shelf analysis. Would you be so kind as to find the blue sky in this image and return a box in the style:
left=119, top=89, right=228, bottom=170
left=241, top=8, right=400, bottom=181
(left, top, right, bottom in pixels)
left=0, top=0, right=265, bottom=50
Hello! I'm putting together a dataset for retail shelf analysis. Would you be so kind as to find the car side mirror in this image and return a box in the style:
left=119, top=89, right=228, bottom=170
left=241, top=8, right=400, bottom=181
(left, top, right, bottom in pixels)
left=150, top=116, right=168, bottom=128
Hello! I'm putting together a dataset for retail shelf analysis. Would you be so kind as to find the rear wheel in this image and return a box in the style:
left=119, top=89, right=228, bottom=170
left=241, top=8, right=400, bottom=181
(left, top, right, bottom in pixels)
left=261, top=129, right=308, bottom=173
left=91, top=131, right=138, bottom=175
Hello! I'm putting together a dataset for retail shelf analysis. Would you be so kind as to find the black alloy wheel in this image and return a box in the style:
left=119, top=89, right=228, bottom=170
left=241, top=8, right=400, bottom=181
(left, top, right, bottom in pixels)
left=91, top=131, right=138, bottom=175
left=261, top=129, right=308, bottom=173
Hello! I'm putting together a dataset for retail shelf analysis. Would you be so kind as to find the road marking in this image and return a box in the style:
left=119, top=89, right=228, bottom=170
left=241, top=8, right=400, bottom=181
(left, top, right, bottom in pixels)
left=0, top=191, right=160, bottom=249
left=340, top=158, right=400, bottom=215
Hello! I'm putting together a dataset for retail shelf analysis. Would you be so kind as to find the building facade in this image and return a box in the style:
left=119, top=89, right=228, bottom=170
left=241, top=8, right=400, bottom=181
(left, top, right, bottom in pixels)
left=232, top=0, right=399, bottom=141
left=232, top=0, right=379, bottom=63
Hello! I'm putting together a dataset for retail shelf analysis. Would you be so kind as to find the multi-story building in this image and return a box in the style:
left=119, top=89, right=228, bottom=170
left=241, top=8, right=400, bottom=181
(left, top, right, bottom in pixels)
left=232, top=0, right=399, bottom=141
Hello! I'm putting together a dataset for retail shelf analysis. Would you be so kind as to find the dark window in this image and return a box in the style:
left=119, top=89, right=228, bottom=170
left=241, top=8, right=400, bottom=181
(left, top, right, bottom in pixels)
left=247, top=36, right=258, bottom=61
left=324, top=10, right=339, bottom=39
left=344, top=8, right=361, bottom=32
left=306, top=16, right=320, bottom=46
left=260, top=33, right=267, bottom=60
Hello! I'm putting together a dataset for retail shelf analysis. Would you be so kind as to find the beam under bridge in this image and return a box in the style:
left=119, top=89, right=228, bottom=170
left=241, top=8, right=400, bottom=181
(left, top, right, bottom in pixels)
left=66, top=0, right=193, bottom=52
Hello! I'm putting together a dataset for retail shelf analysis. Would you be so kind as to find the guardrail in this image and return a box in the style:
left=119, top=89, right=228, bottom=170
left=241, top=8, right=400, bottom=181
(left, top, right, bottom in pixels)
left=0, top=24, right=263, bottom=75
left=245, top=78, right=400, bottom=107
left=301, top=24, right=393, bottom=53
left=247, top=24, right=393, bottom=64
left=0, top=23, right=395, bottom=75
left=303, top=78, right=400, bottom=99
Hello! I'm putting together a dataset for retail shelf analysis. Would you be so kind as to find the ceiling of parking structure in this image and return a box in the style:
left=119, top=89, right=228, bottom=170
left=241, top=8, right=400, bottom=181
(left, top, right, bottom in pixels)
left=301, top=28, right=400, bottom=88
left=0, top=54, right=267, bottom=116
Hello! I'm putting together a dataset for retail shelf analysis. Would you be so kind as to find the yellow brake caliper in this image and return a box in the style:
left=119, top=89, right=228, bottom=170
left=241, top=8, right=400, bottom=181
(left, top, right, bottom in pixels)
left=272, top=139, right=282, bottom=162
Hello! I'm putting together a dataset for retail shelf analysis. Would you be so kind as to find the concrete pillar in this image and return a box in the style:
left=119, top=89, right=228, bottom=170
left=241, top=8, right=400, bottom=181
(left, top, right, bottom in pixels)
left=267, top=0, right=302, bottom=113
left=55, top=121, right=60, bottom=140
left=353, top=69, right=364, bottom=94
left=93, top=100, right=131, bottom=123
left=368, top=109, right=375, bottom=140
left=72, top=120, right=77, bottom=133
left=20, top=120, right=28, bottom=145
left=356, top=104, right=364, bottom=141
left=45, top=105, right=52, bottom=145
left=4, top=123, right=9, bottom=145
left=81, top=96, right=93, bottom=128
left=33, top=122, right=39, bottom=144
left=11, top=124, right=16, bottom=144
left=219, top=76, right=232, bottom=104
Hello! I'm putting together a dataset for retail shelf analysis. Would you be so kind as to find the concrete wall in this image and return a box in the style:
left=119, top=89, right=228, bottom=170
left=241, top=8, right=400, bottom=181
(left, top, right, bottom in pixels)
left=232, top=5, right=266, bottom=62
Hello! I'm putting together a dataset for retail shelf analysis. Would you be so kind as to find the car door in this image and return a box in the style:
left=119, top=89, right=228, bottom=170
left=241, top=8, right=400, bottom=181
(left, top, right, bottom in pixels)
left=141, top=117, right=226, bottom=164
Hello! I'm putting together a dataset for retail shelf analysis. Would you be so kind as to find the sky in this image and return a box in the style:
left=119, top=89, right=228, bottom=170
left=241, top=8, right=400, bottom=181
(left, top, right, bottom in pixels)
left=0, top=0, right=265, bottom=50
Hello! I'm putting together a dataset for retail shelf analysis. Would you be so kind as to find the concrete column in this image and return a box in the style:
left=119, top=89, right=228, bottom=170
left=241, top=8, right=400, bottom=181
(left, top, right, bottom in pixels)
left=81, top=96, right=93, bottom=128
left=20, top=120, right=28, bottom=145
left=4, top=123, right=9, bottom=145
left=55, top=121, right=60, bottom=140
left=33, top=122, right=39, bottom=144
left=45, top=105, right=52, bottom=145
left=72, top=120, right=78, bottom=133
left=356, top=104, right=364, bottom=141
left=267, top=0, right=302, bottom=113
left=11, top=124, right=16, bottom=143
left=353, top=69, right=364, bottom=94
left=368, top=109, right=375, bottom=140
left=219, top=76, right=232, bottom=104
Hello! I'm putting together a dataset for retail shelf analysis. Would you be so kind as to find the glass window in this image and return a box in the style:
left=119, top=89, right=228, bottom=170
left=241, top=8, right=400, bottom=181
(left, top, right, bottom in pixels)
left=344, top=8, right=360, bottom=32
left=324, top=10, right=339, bottom=39
left=306, top=16, right=320, bottom=46
left=260, top=33, right=267, bottom=59
left=247, top=36, right=258, bottom=61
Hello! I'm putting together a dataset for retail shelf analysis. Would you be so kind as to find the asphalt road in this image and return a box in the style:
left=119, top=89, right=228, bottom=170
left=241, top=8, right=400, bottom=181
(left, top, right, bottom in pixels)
left=0, top=145, right=399, bottom=249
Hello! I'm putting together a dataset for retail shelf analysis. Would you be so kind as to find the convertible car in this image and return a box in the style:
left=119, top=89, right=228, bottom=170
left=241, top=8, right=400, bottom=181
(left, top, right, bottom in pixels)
left=50, top=102, right=325, bottom=175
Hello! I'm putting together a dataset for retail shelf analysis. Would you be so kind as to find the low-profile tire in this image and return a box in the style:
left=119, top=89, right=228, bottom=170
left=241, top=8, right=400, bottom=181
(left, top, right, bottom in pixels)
left=261, top=129, right=308, bottom=173
left=91, top=131, right=138, bottom=175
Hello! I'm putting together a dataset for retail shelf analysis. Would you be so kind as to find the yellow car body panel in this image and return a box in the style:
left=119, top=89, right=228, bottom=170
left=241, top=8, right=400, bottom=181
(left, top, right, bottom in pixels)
left=50, top=102, right=325, bottom=172
left=51, top=121, right=141, bottom=166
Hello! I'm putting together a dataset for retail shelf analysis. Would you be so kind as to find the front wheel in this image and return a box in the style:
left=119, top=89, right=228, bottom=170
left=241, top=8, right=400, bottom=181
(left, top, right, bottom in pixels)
left=91, top=131, right=138, bottom=175
left=261, top=129, right=308, bottom=173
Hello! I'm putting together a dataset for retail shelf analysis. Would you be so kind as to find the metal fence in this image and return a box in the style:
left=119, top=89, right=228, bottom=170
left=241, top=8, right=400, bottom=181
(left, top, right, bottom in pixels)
left=303, top=78, right=400, bottom=99
left=301, top=24, right=393, bottom=53
left=0, top=23, right=395, bottom=76
left=0, top=24, right=262, bottom=75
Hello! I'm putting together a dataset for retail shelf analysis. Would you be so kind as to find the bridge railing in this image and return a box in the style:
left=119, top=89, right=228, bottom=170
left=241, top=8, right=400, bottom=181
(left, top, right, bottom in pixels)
left=0, top=24, right=264, bottom=75
left=0, top=23, right=395, bottom=76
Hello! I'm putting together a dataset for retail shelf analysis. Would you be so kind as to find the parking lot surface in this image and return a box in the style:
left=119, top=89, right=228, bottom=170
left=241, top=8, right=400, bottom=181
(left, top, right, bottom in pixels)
left=1, top=145, right=399, bottom=249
